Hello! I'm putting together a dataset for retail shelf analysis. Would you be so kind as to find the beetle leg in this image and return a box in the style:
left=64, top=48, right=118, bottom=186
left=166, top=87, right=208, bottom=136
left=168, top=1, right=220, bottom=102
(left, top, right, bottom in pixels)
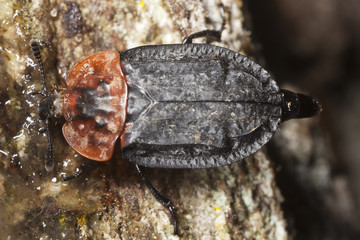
left=182, top=3, right=225, bottom=44
left=44, top=117, right=53, bottom=171
left=134, top=164, right=178, bottom=235
left=62, top=160, right=93, bottom=181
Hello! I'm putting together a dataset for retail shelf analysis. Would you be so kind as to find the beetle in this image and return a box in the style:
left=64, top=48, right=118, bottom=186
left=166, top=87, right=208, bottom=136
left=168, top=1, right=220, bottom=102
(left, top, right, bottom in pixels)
left=31, top=25, right=320, bottom=234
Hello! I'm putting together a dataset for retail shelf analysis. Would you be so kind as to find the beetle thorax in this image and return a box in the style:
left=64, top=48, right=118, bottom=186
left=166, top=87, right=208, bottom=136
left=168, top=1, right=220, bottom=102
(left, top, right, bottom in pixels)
left=60, top=51, right=128, bottom=161
left=64, top=80, right=114, bottom=128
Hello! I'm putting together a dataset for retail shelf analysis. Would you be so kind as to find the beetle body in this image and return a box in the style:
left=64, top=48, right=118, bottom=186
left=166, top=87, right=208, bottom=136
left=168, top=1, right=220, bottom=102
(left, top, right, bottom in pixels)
left=61, top=43, right=319, bottom=168
left=32, top=38, right=320, bottom=235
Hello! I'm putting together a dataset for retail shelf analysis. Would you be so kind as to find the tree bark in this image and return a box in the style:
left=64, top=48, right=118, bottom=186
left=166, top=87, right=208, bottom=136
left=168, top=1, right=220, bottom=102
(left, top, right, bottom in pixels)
left=0, top=0, right=290, bottom=239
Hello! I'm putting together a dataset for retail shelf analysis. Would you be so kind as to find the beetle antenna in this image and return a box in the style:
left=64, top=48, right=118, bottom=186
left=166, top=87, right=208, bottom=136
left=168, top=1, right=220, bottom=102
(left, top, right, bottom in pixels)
left=31, top=42, right=54, bottom=171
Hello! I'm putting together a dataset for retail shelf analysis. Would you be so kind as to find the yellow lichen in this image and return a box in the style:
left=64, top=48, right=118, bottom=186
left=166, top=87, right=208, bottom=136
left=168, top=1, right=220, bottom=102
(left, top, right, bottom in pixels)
left=77, top=215, right=87, bottom=227
left=59, top=213, right=66, bottom=224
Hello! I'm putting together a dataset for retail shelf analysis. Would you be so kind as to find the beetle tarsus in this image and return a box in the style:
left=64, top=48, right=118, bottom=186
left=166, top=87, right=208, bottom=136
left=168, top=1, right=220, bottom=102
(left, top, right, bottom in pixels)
left=182, top=3, right=225, bottom=44
left=135, top=164, right=178, bottom=235
left=62, top=160, right=92, bottom=181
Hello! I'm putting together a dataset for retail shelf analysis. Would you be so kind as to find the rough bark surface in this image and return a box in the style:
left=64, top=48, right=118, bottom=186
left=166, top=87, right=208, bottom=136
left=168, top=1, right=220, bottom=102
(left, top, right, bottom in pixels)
left=0, top=0, right=294, bottom=239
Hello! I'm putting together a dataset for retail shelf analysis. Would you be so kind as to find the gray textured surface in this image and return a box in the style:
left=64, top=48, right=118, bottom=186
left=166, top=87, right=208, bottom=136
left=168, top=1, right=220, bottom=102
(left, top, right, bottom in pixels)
left=121, top=44, right=282, bottom=168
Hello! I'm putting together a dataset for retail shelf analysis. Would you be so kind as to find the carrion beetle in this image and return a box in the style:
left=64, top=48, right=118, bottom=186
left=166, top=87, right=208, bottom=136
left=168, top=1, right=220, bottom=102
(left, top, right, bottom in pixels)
left=31, top=23, right=320, bottom=234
